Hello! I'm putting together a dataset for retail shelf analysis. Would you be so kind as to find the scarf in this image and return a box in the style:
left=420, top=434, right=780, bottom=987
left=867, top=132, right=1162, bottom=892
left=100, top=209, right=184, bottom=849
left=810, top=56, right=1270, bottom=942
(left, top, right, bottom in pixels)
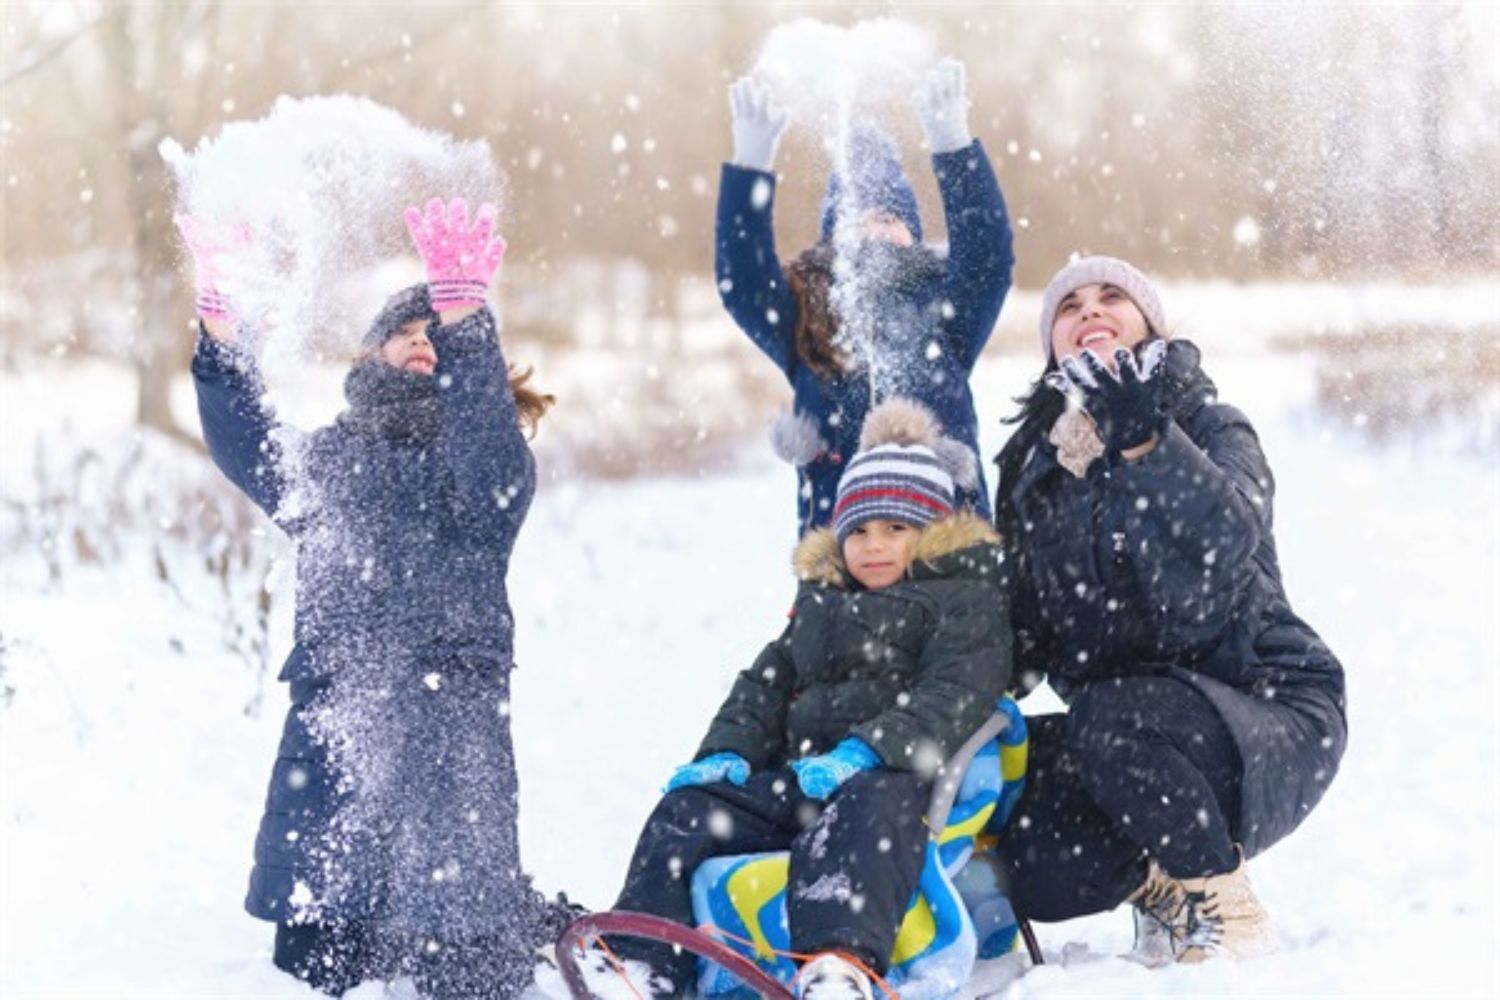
left=1048, top=406, right=1106, bottom=479
left=337, top=359, right=443, bottom=445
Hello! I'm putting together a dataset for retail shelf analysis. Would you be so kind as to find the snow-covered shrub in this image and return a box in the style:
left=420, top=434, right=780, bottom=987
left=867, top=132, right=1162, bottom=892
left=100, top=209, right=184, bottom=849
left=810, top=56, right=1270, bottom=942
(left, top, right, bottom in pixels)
left=1298, top=324, right=1499, bottom=456
left=1, top=426, right=286, bottom=708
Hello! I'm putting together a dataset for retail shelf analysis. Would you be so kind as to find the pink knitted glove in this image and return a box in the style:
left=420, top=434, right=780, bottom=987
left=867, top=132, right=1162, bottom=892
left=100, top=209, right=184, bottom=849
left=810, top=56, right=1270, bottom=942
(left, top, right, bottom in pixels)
left=403, top=197, right=507, bottom=312
left=174, top=213, right=251, bottom=322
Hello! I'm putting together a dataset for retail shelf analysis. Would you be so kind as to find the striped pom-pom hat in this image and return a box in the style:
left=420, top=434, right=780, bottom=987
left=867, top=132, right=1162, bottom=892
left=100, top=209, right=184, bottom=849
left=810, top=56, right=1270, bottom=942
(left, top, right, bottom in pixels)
left=833, top=398, right=957, bottom=545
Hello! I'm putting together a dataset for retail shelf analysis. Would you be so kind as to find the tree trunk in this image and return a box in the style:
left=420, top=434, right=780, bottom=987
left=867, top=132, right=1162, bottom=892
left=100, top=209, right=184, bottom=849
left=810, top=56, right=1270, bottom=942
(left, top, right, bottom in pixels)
left=103, top=6, right=193, bottom=438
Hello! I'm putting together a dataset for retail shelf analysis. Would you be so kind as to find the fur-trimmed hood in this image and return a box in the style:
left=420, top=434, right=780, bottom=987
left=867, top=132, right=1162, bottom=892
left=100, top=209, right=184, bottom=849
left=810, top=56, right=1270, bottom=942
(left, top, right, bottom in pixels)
left=792, top=511, right=1001, bottom=589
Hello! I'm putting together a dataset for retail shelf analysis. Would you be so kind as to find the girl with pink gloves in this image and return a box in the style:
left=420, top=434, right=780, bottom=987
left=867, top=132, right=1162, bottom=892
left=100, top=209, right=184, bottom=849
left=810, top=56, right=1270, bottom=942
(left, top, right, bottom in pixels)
left=181, top=200, right=558, bottom=998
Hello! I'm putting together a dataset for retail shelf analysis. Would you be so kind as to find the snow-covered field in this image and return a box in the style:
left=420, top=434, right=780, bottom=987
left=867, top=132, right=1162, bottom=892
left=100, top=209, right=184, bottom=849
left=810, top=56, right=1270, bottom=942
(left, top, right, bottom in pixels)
left=3, top=332, right=1498, bottom=997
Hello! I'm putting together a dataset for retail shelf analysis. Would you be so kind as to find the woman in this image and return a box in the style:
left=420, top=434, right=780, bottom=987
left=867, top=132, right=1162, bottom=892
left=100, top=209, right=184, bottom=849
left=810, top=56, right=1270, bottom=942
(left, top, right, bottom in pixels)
left=180, top=200, right=552, bottom=998
left=716, top=60, right=1014, bottom=535
left=990, top=255, right=1347, bottom=962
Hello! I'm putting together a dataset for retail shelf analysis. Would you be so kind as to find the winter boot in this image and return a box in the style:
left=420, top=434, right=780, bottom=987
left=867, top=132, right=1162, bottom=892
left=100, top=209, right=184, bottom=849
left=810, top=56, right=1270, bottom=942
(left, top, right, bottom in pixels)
left=794, top=953, right=875, bottom=1000
left=551, top=948, right=674, bottom=1000
left=1128, top=859, right=1184, bottom=967
left=410, top=934, right=535, bottom=1000
left=273, top=921, right=380, bottom=997
left=533, top=891, right=589, bottom=951
left=1175, top=857, right=1278, bottom=962
left=1129, top=855, right=1278, bottom=963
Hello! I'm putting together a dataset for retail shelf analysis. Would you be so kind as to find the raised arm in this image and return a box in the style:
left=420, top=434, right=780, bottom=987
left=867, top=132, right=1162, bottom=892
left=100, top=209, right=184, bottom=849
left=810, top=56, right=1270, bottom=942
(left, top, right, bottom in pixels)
left=915, top=60, right=1015, bottom=369
left=405, top=198, right=532, bottom=540
left=177, top=213, right=290, bottom=521
left=428, top=308, right=532, bottom=539
left=191, top=331, right=290, bottom=522
left=715, top=77, right=799, bottom=376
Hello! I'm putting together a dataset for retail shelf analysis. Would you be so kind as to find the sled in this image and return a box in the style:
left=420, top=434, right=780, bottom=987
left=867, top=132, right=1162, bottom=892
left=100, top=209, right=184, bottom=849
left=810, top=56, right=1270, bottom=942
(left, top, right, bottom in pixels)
left=555, top=699, right=1043, bottom=999
left=555, top=910, right=798, bottom=999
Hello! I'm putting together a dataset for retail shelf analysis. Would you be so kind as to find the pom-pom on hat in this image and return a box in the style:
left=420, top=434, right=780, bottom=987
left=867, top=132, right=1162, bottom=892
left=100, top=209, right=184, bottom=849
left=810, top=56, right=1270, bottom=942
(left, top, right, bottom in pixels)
left=1037, top=255, right=1166, bottom=358
left=833, top=399, right=973, bottom=545
left=363, top=283, right=437, bottom=351
left=819, top=127, right=923, bottom=244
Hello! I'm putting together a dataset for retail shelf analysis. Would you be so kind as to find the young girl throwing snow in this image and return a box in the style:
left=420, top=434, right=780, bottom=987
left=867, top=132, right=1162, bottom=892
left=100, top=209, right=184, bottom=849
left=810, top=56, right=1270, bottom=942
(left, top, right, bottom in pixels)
left=716, top=60, right=1014, bottom=535
left=182, top=199, right=556, bottom=998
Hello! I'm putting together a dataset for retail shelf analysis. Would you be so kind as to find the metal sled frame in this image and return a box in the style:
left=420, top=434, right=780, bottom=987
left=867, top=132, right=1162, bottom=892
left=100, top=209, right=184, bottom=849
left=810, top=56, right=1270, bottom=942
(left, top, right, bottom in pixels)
left=556, top=711, right=1044, bottom=999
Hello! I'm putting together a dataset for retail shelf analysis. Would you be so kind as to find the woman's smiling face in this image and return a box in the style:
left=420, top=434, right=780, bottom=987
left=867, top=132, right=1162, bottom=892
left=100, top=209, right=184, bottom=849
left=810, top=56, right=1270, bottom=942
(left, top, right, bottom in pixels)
left=1049, top=282, right=1149, bottom=362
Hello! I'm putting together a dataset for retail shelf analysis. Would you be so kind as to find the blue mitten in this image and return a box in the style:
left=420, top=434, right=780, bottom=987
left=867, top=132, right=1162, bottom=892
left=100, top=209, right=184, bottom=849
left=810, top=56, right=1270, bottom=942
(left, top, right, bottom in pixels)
left=790, top=737, right=882, bottom=800
left=664, top=752, right=751, bottom=793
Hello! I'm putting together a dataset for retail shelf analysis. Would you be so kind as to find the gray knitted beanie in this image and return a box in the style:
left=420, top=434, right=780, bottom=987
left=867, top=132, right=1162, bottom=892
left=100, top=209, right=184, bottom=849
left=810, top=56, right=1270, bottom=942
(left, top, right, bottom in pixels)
left=1038, top=256, right=1166, bottom=358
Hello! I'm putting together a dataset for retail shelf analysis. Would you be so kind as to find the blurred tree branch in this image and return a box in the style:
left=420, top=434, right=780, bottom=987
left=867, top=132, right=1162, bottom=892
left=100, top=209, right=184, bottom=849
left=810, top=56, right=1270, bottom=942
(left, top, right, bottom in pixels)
left=318, top=5, right=487, bottom=91
left=0, top=13, right=103, bottom=89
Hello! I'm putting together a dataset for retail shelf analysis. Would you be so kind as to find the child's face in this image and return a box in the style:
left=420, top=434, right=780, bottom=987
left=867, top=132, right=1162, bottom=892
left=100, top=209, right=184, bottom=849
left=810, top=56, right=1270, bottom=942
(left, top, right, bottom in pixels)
left=379, top=319, right=438, bottom=375
left=859, top=209, right=914, bottom=247
left=843, top=518, right=921, bottom=590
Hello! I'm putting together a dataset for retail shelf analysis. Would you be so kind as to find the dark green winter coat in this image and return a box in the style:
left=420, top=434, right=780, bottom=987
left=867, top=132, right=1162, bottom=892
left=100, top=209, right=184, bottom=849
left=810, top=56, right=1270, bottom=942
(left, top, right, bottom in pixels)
left=696, top=514, right=1012, bottom=773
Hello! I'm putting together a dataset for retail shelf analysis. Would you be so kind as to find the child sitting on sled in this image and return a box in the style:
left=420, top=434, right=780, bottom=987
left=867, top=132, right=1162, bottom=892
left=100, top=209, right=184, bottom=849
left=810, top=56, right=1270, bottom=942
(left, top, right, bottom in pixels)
left=606, top=398, right=1012, bottom=999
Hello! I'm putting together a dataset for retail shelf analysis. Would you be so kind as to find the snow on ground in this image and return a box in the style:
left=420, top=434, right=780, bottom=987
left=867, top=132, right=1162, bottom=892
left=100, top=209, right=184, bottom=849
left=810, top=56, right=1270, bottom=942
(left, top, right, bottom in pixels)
left=3, top=336, right=1498, bottom=997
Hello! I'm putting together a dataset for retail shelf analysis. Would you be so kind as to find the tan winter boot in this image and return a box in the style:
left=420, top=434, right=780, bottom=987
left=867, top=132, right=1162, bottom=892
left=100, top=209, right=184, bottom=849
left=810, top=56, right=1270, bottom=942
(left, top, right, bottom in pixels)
left=1127, top=859, right=1185, bottom=967
left=1129, top=854, right=1278, bottom=963
left=1175, top=856, right=1278, bottom=962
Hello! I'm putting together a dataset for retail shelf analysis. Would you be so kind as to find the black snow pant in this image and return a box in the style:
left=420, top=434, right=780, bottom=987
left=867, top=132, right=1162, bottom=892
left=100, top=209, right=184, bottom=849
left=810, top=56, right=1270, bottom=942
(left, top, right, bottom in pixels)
left=994, top=675, right=1243, bottom=922
left=611, top=769, right=929, bottom=987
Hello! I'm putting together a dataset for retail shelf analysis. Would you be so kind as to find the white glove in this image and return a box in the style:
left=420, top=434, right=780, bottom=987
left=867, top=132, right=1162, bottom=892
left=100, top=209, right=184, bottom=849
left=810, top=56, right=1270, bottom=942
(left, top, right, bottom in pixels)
left=728, top=76, right=789, bottom=172
left=913, top=58, right=972, bottom=154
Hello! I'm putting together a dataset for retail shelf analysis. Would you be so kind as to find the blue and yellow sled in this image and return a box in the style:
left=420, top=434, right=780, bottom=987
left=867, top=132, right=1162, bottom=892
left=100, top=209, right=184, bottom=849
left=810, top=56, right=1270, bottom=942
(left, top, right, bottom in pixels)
left=689, top=697, right=1030, bottom=999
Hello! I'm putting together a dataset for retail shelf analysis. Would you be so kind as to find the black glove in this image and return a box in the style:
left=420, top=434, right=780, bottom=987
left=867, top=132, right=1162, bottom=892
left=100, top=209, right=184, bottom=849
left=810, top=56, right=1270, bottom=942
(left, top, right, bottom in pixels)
left=1056, top=341, right=1168, bottom=454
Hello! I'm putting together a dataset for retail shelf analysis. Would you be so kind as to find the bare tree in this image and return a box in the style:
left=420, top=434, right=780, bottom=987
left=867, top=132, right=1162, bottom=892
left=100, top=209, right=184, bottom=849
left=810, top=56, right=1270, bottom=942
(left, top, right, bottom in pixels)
left=2, top=2, right=1496, bottom=422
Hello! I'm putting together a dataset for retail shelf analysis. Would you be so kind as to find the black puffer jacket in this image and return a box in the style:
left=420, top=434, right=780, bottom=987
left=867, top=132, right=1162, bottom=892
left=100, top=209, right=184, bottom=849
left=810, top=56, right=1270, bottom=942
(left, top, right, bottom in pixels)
left=997, top=341, right=1346, bottom=855
left=697, top=514, right=1012, bottom=773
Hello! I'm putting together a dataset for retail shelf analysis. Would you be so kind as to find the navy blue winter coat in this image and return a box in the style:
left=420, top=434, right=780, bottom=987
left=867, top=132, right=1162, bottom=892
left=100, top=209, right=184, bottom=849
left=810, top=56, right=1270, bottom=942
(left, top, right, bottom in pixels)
left=996, top=342, right=1346, bottom=857
left=193, top=307, right=536, bottom=934
left=716, top=140, right=1013, bottom=535
left=195, top=308, right=533, bottom=678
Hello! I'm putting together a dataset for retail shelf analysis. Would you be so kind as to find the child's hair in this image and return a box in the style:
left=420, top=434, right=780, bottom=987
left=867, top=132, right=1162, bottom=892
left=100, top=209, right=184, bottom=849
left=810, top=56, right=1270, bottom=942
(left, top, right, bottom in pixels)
left=786, top=244, right=847, bottom=379
left=508, top=365, right=553, bottom=440
left=839, top=518, right=925, bottom=543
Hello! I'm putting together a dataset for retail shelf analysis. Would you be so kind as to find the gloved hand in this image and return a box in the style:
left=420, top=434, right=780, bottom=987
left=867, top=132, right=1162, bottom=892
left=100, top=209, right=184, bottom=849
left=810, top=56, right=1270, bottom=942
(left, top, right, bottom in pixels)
left=664, top=751, right=751, bottom=793
left=403, top=197, right=507, bottom=312
left=174, top=213, right=251, bottom=323
left=790, top=737, right=881, bottom=801
left=913, top=58, right=972, bottom=154
left=728, top=76, right=789, bottom=172
left=1053, top=340, right=1169, bottom=454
